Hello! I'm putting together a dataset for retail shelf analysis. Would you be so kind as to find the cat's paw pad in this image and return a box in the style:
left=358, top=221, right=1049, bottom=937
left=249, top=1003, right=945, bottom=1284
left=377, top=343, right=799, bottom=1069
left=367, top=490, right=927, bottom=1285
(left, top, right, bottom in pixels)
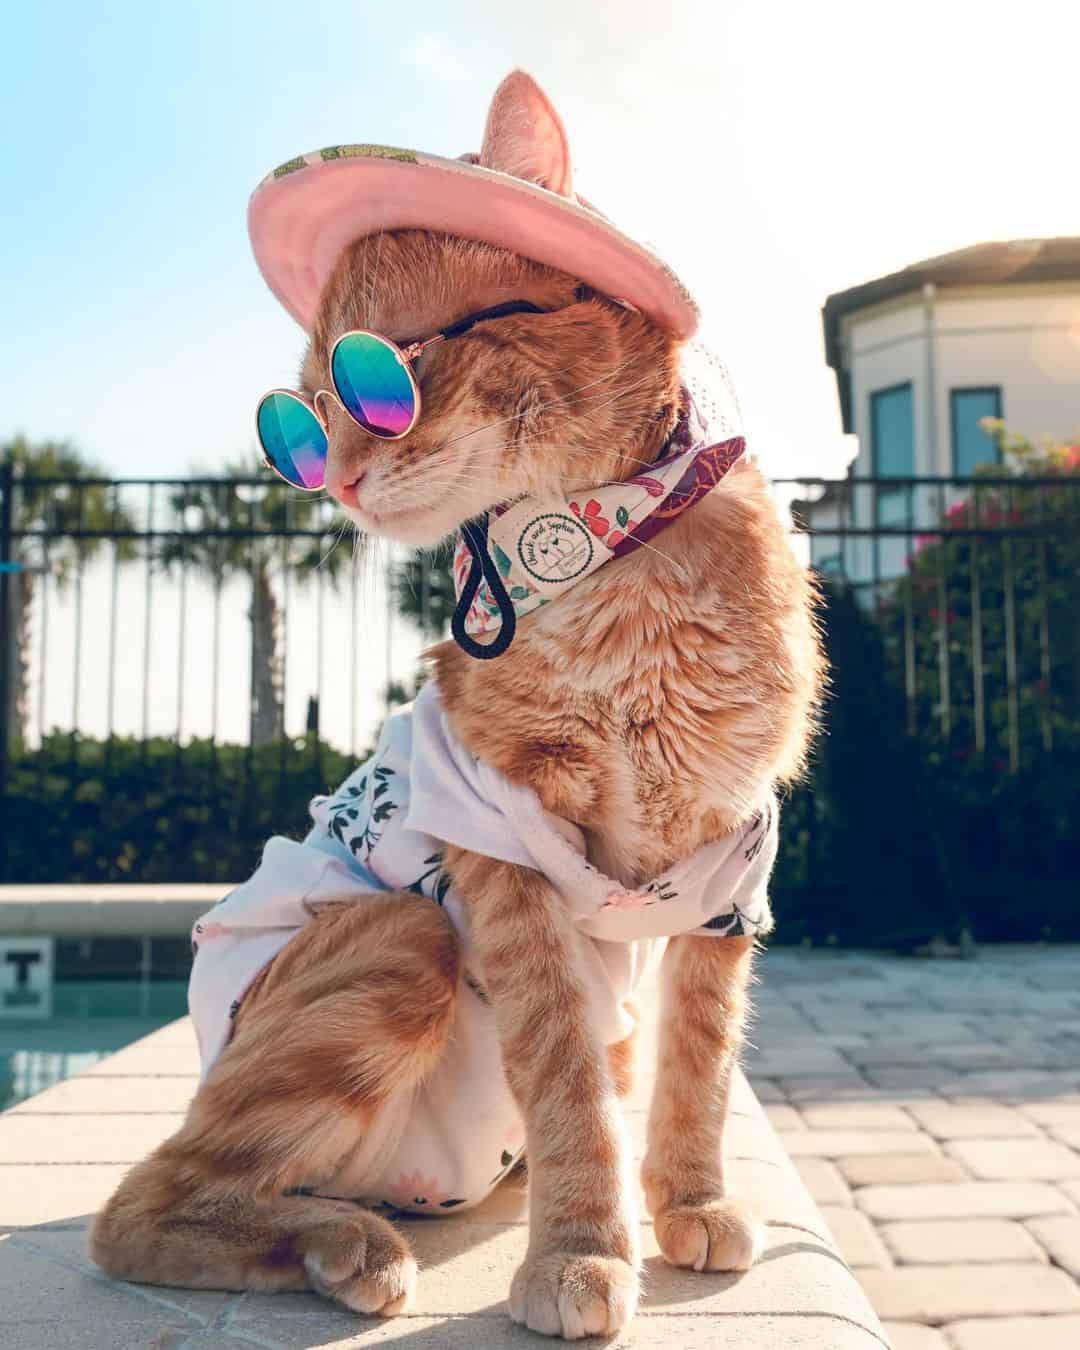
left=654, top=1197, right=764, bottom=1272
left=509, top=1250, right=638, bottom=1340
left=301, top=1211, right=417, bottom=1316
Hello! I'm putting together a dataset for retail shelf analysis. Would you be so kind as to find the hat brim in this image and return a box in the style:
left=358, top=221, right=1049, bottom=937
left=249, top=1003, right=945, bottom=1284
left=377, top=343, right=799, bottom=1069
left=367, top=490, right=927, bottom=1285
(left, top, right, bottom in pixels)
left=248, top=144, right=699, bottom=338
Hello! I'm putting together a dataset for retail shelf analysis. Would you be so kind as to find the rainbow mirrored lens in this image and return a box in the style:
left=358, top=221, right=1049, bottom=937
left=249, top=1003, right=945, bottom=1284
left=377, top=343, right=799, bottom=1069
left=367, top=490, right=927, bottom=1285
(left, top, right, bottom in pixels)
left=256, top=393, right=327, bottom=489
left=331, top=332, right=417, bottom=438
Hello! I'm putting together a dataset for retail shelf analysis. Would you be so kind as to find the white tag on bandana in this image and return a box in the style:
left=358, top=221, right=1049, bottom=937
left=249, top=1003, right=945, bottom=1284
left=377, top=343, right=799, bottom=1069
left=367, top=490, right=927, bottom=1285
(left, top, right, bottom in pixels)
left=453, top=411, right=745, bottom=638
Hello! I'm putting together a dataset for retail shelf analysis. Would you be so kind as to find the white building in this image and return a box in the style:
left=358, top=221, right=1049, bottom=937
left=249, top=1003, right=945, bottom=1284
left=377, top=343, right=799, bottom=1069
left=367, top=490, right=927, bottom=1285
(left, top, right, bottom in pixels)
left=797, top=237, right=1080, bottom=582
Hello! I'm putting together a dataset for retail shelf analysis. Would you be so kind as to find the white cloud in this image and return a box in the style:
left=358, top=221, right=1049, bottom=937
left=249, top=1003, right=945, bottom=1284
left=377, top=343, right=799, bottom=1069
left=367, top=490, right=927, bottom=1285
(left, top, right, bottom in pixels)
left=402, top=32, right=468, bottom=84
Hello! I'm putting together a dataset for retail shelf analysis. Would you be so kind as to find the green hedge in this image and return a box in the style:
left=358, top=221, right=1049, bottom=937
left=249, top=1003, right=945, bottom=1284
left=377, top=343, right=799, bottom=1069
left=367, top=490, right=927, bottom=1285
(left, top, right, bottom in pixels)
left=3, top=735, right=356, bottom=884
left=4, top=584, right=1077, bottom=946
left=770, top=582, right=1080, bottom=946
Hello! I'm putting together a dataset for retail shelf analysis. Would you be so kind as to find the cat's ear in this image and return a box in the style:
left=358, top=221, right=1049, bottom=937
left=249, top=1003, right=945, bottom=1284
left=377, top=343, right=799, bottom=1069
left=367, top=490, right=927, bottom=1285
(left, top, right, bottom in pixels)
left=479, top=70, right=573, bottom=199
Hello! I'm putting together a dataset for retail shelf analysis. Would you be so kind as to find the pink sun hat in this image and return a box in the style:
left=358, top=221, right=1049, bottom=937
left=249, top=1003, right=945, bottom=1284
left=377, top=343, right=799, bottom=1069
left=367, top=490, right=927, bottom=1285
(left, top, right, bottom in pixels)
left=248, top=70, right=700, bottom=340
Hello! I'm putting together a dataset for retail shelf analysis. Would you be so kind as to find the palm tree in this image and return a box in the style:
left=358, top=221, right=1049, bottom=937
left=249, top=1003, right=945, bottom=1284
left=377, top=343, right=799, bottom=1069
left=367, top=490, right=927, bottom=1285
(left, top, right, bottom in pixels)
left=160, top=460, right=351, bottom=745
left=393, top=547, right=456, bottom=638
left=1, top=437, right=135, bottom=751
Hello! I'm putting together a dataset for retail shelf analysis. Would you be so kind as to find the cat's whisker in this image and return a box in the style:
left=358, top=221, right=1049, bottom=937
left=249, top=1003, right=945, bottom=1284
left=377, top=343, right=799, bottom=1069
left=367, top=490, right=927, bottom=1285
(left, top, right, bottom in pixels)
left=366, top=229, right=386, bottom=329
left=316, top=517, right=351, bottom=572
left=445, top=381, right=665, bottom=472
left=434, top=434, right=664, bottom=483
left=443, top=428, right=657, bottom=472
left=460, top=439, right=663, bottom=474
left=614, top=535, right=692, bottom=584
left=436, top=358, right=648, bottom=451
left=350, top=521, right=365, bottom=563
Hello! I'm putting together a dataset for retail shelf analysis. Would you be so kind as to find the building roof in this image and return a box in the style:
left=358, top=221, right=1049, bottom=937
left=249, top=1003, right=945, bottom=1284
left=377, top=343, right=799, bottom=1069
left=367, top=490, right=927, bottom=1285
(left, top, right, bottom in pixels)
left=789, top=478, right=851, bottom=526
left=821, top=237, right=1080, bottom=431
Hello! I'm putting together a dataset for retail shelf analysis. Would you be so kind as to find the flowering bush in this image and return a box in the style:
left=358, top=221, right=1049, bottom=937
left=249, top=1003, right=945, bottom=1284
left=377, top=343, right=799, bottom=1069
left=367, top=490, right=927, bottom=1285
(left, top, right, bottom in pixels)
left=770, top=425, right=1079, bottom=946
left=771, top=577, right=1080, bottom=947
left=884, top=426, right=1080, bottom=769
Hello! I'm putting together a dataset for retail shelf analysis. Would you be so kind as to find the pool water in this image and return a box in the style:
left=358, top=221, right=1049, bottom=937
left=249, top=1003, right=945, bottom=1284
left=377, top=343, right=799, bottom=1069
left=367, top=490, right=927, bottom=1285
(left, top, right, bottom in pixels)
left=0, top=936, right=191, bottom=1111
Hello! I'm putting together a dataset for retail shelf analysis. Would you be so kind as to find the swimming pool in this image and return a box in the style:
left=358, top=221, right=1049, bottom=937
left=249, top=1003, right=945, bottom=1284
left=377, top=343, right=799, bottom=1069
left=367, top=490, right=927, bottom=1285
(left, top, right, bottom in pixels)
left=0, top=935, right=190, bottom=1110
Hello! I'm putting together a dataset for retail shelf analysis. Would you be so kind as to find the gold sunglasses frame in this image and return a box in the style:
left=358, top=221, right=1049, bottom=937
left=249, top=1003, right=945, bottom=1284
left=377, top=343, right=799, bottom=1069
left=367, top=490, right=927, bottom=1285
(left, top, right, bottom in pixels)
left=256, top=299, right=551, bottom=492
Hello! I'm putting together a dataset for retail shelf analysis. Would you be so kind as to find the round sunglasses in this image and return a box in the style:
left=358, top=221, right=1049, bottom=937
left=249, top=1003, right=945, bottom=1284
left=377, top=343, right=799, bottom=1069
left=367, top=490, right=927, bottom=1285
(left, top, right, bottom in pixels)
left=256, top=299, right=547, bottom=491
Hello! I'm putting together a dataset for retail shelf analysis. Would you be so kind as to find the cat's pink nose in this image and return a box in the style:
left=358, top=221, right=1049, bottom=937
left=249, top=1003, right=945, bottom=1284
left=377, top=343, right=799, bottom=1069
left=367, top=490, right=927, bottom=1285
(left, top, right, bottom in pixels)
left=326, top=469, right=366, bottom=509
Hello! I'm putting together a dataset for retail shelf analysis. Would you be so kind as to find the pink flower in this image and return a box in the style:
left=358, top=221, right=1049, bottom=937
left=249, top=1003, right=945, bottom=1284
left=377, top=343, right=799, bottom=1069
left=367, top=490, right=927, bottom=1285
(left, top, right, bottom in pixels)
left=570, top=498, right=611, bottom=536
left=384, top=1170, right=451, bottom=1209
left=191, top=920, right=227, bottom=949
left=602, top=890, right=654, bottom=910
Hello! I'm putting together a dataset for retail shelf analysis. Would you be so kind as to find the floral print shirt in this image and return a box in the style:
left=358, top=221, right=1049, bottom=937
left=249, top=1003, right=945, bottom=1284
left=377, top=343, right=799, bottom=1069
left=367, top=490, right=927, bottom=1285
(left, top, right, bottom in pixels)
left=188, top=682, right=777, bottom=1213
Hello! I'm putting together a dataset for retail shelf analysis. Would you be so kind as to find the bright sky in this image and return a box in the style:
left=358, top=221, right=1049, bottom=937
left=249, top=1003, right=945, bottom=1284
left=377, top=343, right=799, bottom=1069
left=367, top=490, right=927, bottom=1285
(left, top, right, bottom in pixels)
left=5, top=0, right=1079, bottom=486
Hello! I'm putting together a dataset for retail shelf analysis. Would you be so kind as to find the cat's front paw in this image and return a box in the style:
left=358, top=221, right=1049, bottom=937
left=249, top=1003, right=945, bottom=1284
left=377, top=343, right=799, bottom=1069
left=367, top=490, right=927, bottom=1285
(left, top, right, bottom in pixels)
left=654, top=1197, right=764, bottom=1273
left=299, top=1209, right=417, bottom=1315
left=509, top=1249, right=638, bottom=1340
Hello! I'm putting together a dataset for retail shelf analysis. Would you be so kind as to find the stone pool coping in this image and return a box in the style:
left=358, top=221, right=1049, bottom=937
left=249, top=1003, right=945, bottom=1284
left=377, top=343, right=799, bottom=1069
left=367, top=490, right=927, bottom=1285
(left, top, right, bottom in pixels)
left=0, top=882, right=230, bottom=937
left=0, top=989, right=889, bottom=1348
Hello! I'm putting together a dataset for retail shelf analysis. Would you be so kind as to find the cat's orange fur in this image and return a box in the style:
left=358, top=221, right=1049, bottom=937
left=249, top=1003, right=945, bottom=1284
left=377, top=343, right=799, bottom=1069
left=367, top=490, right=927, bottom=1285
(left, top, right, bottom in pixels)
left=91, top=72, right=822, bottom=1340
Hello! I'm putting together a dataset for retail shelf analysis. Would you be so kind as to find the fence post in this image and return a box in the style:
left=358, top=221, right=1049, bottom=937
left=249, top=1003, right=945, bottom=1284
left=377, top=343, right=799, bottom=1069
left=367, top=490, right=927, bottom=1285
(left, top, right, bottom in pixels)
left=0, top=460, right=14, bottom=796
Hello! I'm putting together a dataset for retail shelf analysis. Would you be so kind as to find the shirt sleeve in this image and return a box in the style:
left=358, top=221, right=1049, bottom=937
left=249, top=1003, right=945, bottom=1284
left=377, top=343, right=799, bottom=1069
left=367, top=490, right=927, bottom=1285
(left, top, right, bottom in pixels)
left=187, top=832, right=384, bottom=1078
left=572, top=799, right=778, bottom=944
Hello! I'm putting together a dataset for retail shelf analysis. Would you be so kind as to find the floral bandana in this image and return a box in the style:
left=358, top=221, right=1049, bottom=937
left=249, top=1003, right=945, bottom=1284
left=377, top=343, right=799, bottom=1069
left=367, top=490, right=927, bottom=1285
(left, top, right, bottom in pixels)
left=451, top=395, right=745, bottom=657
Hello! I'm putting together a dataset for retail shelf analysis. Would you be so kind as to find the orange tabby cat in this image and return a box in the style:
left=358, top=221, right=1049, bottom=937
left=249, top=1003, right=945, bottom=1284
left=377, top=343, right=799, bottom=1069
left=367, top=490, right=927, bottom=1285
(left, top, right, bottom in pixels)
left=91, top=73, right=821, bottom=1340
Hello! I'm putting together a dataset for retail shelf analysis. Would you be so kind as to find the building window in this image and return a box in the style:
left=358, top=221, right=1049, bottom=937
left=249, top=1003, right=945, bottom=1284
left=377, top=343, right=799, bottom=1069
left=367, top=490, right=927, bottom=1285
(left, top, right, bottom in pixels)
left=871, top=383, right=914, bottom=527
left=951, top=387, right=1002, bottom=476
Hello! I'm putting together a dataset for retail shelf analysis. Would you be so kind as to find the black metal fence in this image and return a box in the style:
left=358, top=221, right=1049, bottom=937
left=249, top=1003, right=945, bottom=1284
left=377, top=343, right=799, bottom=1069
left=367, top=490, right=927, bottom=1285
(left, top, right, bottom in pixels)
left=780, top=471, right=1079, bottom=943
left=784, top=473, right=1080, bottom=769
left=0, top=465, right=435, bottom=786
left=2, top=465, right=1078, bottom=939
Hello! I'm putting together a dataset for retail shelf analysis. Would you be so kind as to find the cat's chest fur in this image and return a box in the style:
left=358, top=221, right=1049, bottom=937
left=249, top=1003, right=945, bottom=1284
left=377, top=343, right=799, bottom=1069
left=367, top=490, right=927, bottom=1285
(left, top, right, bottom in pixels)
left=434, top=463, right=815, bottom=889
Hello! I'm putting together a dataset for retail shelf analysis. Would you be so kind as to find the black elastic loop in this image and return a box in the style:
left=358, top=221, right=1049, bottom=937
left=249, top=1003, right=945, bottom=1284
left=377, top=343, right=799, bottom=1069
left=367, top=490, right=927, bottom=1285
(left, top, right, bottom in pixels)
left=450, top=517, right=518, bottom=661
left=441, top=300, right=546, bottom=341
